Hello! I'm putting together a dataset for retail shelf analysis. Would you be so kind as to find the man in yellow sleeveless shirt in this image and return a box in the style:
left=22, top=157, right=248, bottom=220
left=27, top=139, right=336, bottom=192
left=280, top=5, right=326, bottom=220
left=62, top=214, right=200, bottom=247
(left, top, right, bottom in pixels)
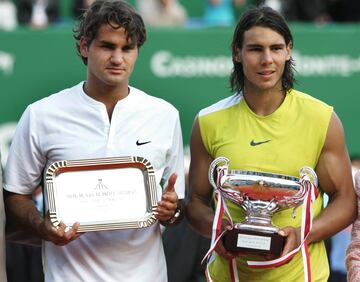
left=186, top=6, right=356, bottom=282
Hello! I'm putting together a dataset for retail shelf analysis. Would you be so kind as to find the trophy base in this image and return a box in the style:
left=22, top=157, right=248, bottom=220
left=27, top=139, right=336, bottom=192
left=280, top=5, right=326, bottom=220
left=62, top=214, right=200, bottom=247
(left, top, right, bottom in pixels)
left=222, top=228, right=285, bottom=258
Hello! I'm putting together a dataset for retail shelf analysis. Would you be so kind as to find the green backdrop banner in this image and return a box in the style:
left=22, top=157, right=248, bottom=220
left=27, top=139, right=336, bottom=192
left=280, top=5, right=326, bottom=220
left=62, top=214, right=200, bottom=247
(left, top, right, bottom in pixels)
left=1, top=24, right=360, bottom=163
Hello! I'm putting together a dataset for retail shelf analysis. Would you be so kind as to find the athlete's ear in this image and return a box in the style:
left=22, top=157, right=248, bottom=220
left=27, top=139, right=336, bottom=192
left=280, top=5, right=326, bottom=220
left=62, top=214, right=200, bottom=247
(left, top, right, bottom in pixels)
left=285, top=41, right=292, bottom=61
left=79, top=36, right=89, bottom=58
left=234, top=47, right=242, bottom=63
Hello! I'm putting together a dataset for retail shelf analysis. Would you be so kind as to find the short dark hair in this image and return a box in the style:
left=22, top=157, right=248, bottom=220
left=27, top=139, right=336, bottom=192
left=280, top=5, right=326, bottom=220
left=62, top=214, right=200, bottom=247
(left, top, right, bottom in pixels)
left=230, top=6, right=295, bottom=94
left=73, top=0, right=147, bottom=65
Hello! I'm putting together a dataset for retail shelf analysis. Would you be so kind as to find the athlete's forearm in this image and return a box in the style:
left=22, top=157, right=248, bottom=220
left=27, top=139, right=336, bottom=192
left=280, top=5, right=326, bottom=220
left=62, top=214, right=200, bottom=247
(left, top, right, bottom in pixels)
left=4, top=191, right=44, bottom=238
left=186, top=197, right=215, bottom=238
left=308, top=191, right=356, bottom=244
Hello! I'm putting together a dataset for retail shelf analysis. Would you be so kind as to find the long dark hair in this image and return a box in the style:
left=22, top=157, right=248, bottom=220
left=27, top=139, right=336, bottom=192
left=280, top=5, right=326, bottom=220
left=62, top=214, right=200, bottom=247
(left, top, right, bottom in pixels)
left=73, top=0, right=147, bottom=65
left=230, top=6, right=296, bottom=94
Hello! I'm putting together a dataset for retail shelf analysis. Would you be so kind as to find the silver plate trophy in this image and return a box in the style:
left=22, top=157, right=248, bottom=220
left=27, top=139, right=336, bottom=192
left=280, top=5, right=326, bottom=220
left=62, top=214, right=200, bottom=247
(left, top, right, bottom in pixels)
left=209, top=157, right=318, bottom=258
left=45, top=156, right=158, bottom=233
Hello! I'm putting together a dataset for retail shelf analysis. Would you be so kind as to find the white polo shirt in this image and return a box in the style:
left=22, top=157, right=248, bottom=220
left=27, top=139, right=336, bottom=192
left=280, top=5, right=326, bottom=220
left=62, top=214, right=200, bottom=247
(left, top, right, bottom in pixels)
left=4, top=82, right=185, bottom=282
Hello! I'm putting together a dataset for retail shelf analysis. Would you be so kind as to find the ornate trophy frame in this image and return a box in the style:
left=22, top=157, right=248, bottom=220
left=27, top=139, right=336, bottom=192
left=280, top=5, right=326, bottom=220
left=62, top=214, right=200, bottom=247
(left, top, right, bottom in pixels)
left=45, top=156, right=158, bottom=232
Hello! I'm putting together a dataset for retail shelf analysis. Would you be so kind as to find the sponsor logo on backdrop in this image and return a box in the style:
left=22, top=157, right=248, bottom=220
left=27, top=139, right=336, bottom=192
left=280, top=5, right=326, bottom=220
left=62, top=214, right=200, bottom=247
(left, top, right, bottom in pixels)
left=292, top=51, right=360, bottom=77
left=0, top=122, right=17, bottom=166
left=150, top=50, right=232, bottom=77
left=0, top=50, right=15, bottom=75
left=150, top=50, right=360, bottom=78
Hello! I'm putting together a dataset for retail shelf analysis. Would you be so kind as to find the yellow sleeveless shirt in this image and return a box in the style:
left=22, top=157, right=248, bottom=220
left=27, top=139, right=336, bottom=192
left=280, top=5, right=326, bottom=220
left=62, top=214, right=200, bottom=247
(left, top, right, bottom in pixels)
left=198, top=89, right=333, bottom=282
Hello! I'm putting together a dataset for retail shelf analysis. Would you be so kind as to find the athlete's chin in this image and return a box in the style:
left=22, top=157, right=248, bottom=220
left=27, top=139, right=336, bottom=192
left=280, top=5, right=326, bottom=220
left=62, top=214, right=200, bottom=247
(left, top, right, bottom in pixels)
left=255, top=80, right=281, bottom=91
left=102, top=76, right=129, bottom=87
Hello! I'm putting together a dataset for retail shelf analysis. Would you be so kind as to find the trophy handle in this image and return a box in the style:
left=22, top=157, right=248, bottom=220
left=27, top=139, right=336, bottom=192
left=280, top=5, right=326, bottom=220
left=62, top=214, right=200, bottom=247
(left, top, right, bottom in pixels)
left=299, top=166, right=318, bottom=187
left=281, top=167, right=318, bottom=210
left=208, top=157, right=230, bottom=190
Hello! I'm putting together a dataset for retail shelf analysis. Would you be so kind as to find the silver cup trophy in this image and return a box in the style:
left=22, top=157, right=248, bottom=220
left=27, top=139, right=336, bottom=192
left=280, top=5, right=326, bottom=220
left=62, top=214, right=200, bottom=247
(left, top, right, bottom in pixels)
left=209, top=157, right=318, bottom=258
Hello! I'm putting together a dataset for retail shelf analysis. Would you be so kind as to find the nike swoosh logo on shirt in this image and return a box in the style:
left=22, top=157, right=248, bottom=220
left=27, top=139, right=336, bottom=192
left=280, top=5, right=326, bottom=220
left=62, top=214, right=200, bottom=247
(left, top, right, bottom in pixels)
left=136, top=140, right=152, bottom=146
left=250, top=139, right=271, bottom=146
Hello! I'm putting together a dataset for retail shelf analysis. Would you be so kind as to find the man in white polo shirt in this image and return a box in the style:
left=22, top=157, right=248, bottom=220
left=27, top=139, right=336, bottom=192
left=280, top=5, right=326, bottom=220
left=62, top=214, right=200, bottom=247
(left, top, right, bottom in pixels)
left=3, top=1, right=185, bottom=281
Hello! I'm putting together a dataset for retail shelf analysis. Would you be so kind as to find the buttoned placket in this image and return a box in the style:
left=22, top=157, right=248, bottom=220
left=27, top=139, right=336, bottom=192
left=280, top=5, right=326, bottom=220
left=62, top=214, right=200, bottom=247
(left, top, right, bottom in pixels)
left=106, top=92, right=133, bottom=149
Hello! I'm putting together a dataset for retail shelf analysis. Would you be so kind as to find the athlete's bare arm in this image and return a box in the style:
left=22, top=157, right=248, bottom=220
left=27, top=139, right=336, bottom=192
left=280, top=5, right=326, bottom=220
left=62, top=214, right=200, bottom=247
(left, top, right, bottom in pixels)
left=281, top=112, right=357, bottom=255
left=186, top=117, right=235, bottom=260
left=5, top=191, right=81, bottom=246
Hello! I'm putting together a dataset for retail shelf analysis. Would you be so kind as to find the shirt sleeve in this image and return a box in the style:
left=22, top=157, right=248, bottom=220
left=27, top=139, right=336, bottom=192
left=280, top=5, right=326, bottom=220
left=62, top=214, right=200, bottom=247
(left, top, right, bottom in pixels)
left=4, top=105, right=45, bottom=194
left=162, top=112, right=185, bottom=199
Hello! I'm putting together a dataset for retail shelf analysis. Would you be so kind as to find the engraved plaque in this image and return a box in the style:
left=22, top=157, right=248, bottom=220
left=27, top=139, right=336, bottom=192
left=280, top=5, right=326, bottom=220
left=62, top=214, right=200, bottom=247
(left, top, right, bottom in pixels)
left=45, top=156, right=158, bottom=232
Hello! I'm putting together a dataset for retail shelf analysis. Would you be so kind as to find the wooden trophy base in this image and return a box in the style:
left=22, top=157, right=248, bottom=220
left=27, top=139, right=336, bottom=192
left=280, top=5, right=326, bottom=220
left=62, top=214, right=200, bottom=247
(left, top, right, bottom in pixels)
left=222, top=228, right=285, bottom=258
